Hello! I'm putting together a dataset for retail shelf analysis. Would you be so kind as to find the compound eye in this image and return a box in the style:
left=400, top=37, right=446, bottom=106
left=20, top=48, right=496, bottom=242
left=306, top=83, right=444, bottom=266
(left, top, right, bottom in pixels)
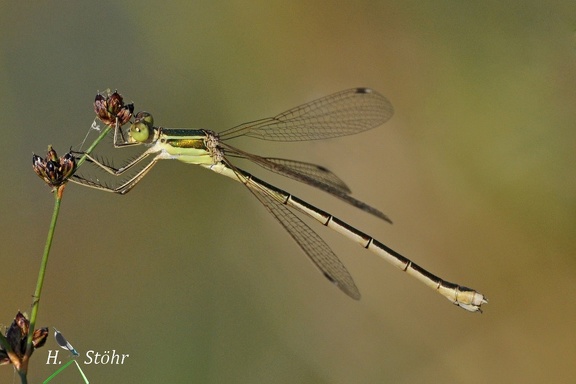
left=129, top=112, right=154, bottom=142
left=129, top=121, right=149, bottom=142
left=135, top=111, right=154, bottom=128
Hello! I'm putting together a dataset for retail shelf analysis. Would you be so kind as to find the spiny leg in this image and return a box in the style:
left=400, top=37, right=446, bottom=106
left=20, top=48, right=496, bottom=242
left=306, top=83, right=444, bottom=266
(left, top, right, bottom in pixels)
left=71, top=155, right=161, bottom=194
left=71, top=147, right=157, bottom=177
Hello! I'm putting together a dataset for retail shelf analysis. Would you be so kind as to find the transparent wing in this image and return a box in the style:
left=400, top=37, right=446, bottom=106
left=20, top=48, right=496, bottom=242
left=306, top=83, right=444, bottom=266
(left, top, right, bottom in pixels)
left=262, top=157, right=351, bottom=193
left=219, top=88, right=393, bottom=142
left=223, top=143, right=392, bottom=223
left=236, top=166, right=361, bottom=299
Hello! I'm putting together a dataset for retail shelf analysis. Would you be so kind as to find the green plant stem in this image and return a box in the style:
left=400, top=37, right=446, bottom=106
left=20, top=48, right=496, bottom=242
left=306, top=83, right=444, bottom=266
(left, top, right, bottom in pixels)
left=21, top=184, right=65, bottom=382
left=76, top=124, right=113, bottom=168
left=42, top=359, right=74, bottom=383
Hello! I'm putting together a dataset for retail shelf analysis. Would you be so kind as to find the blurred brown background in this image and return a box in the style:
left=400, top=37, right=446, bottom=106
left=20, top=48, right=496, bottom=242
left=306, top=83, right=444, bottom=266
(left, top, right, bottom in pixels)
left=1, top=1, right=575, bottom=383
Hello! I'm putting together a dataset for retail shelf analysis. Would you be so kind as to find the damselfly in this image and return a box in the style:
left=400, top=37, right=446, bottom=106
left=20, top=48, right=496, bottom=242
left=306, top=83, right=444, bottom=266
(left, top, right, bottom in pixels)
left=53, top=328, right=79, bottom=356
left=72, top=88, right=486, bottom=312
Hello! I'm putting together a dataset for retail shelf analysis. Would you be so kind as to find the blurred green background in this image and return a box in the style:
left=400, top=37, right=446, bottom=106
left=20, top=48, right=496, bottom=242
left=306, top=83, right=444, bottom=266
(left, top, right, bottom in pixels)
left=2, top=1, right=575, bottom=383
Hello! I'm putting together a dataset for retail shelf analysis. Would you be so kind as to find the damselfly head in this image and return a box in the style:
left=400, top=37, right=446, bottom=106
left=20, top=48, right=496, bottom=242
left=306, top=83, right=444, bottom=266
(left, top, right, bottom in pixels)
left=129, top=111, right=155, bottom=143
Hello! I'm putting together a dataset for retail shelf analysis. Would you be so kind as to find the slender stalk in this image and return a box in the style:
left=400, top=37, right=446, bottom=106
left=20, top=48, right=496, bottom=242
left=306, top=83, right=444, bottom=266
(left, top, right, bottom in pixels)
left=21, top=184, right=65, bottom=381
left=75, top=124, right=113, bottom=168
left=42, top=360, right=74, bottom=383
left=32, top=186, right=65, bottom=319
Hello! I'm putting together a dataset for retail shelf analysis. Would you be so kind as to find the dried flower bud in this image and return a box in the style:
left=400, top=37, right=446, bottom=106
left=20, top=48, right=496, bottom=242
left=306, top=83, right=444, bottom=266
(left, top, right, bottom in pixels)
left=32, top=146, right=76, bottom=190
left=93, top=90, right=134, bottom=126
left=0, top=312, right=48, bottom=366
